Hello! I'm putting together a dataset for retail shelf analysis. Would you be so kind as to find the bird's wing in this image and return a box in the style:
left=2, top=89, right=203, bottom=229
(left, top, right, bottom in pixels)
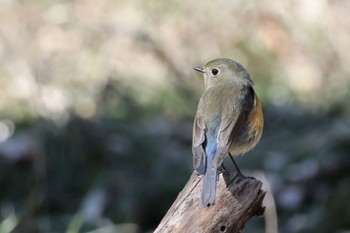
left=192, top=116, right=206, bottom=169
left=214, top=86, right=256, bottom=167
left=214, top=111, right=243, bottom=167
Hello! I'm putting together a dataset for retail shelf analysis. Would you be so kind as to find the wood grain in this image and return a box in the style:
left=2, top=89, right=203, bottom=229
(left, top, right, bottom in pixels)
left=154, top=171, right=265, bottom=233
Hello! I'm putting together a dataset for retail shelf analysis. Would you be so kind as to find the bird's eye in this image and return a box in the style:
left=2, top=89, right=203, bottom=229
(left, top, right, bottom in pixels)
left=211, top=69, right=219, bottom=75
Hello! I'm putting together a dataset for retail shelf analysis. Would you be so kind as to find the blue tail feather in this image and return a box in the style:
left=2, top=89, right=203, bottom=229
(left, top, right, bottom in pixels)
left=201, top=157, right=217, bottom=207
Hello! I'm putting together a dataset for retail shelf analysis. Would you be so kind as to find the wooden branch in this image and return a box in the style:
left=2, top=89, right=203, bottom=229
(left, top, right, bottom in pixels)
left=154, top=171, right=266, bottom=233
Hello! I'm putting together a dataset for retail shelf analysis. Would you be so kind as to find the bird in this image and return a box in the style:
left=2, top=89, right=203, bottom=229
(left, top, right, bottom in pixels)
left=192, top=58, right=264, bottom=207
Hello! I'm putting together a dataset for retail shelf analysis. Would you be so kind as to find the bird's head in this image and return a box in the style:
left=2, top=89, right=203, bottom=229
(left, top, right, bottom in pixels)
left=194, top=58, right=253, bottom=88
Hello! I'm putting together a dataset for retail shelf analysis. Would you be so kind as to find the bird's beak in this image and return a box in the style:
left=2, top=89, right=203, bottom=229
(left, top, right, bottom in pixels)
left=193, top=67, right=205, bottom=73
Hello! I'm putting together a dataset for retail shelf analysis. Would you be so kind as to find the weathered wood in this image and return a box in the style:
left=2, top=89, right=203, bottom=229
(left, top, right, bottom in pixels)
left=154, top=171, right=266, bottom=233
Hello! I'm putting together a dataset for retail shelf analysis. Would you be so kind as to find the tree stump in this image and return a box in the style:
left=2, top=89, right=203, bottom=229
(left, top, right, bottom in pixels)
left=154, top=171, right=266, bottom=233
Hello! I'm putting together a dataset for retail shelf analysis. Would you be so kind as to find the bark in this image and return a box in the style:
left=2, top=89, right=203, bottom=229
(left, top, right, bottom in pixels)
left=154, top=171, right=266, bottom=233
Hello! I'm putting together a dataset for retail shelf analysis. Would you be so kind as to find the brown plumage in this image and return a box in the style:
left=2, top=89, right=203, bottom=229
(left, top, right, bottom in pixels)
left=192, top=58, right=264, bottom=207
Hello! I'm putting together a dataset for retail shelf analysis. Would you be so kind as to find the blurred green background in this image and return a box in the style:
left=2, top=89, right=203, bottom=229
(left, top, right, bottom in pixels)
left=0, top=0, right=350, bottom=233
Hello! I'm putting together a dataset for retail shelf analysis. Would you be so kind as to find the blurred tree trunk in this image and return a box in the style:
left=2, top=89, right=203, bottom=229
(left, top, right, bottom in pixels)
left=154, top=171, right=265, bottom=233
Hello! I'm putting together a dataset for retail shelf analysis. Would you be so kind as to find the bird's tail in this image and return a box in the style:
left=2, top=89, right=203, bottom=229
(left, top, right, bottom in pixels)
left=201, top=157, right=218, bottom=207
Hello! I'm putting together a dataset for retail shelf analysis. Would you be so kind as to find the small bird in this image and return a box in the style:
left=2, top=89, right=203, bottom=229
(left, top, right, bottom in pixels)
left=192, top=58, right=264, bottom=207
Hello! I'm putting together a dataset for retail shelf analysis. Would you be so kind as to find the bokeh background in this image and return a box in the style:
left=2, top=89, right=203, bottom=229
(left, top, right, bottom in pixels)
left=0, top=0, right=350, bottom=232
